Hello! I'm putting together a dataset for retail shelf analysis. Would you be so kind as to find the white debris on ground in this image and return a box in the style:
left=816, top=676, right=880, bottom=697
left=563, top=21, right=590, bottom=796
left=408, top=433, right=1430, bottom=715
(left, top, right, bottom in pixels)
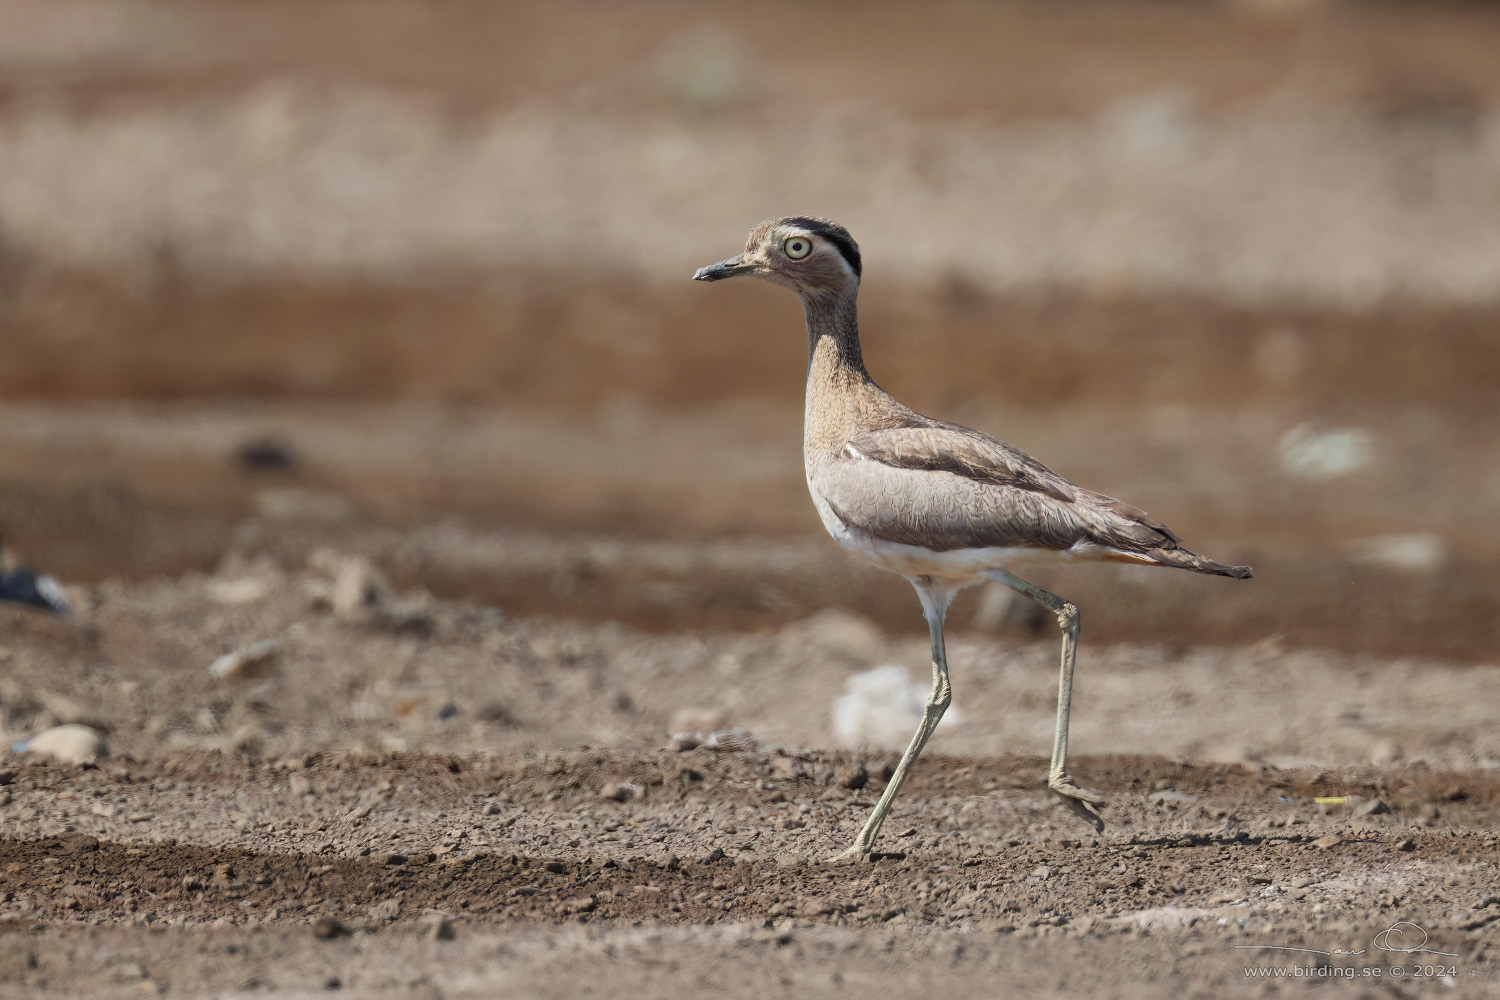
left=1278, top=423, right=1375, bottom=480
left=208, top=638, right=282, bottom=680
left=1345, top=533, right=1449, bottom=572
left=15, top=723, right=108, bottom=764
left=831, top=664, right=960, bottom=750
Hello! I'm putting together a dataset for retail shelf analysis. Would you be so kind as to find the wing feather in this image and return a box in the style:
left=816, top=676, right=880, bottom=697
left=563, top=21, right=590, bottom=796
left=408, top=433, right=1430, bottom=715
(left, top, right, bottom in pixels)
left=823, top=421, right=1174, bottom=554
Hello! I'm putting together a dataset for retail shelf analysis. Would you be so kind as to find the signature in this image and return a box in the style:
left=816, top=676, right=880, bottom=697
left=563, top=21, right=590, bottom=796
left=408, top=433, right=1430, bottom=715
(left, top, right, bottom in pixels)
left=1235, top=921, right=1458, bottom=959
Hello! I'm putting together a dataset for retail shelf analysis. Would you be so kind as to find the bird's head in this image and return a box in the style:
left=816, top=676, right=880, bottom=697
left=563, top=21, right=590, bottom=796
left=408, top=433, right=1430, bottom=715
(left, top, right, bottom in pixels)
left=692, top=216, right=861, bottom=298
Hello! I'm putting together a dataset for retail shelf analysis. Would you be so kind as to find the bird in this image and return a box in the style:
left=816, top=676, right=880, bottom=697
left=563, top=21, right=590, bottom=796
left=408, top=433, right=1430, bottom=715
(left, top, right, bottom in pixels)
left=693, top=217, right=1251, bottom=860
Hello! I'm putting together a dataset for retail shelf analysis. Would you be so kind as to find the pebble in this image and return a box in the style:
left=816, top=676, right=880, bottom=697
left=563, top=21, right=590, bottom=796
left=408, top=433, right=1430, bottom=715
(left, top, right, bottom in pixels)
left=311, top=916, right=345, bottom=939
left=1395, top=838, right=1416, bottom=852
left=17, top=724, right=107, bottom=764
left=600, top=782, right=642, bottom=802
left=1310, top=835, right=1342, bottom=849
left=208, top=639, right=281, bottom=681
left=835, top=763, right=868, bottom=791
left=329, top=555, right=389, bottom=619
left=370, top=853, right=407, bottom=866
left=557, top=895, right=596, bottom=915
left=543, top=860, right=568, bottom=874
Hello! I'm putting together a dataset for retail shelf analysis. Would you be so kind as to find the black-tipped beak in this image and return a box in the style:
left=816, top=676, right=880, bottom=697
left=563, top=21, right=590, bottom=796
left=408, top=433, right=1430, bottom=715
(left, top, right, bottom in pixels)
left=692, top=255, right=750, bottom=282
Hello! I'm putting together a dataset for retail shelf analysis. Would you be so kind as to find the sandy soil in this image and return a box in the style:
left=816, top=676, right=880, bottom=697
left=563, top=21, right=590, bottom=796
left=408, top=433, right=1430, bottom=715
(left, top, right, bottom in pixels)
left=2, top=554, right=1499, bottom=998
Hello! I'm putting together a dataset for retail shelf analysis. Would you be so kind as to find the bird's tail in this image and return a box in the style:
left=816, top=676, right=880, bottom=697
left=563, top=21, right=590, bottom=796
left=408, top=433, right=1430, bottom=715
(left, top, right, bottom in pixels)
left=1144, top=546, right=1253, bottom=579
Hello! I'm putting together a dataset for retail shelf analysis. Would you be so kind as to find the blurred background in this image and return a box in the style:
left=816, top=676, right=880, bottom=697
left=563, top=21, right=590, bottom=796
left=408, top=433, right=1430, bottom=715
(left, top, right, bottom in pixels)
left=3, top=0, right=1499, bottom=667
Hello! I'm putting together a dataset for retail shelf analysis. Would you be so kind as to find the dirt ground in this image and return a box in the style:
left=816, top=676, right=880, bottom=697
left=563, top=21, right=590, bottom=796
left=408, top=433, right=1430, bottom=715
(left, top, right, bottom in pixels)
left=1, top=548, right=1498, bottom=998
left=4, top=1, right=1500, bottom=997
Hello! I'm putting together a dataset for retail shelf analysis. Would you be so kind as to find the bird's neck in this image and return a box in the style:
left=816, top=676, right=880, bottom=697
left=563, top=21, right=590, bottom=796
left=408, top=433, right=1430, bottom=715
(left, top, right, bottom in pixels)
left=801, top=286, right=867, bottom=387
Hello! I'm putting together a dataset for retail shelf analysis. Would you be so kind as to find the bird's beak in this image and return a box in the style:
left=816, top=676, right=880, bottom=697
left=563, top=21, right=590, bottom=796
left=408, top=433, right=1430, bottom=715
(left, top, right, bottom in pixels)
left=692, top=255, right=752, bottom=282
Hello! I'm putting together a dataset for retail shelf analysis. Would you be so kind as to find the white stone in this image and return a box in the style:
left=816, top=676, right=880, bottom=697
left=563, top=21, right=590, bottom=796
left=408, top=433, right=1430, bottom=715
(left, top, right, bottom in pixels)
left=20, top=724, right=107, bottom=764
left=1345, top=533, right=1448, bottom=572
left=831, top=664, right=959, bottom=749
left=208, top=639, right=282, bottom=680
left=1278, top=423, right=1375, bottom=480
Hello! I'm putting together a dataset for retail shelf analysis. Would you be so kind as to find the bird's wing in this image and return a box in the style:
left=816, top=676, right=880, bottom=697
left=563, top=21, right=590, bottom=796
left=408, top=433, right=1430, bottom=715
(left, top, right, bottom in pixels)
left=845, top=422, right=1078, bottom=502
left=823, top=422, right=1175, bottom=553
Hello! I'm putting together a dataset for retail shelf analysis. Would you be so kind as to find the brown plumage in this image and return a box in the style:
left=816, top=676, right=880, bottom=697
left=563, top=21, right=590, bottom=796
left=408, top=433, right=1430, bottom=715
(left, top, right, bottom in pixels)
left=694, top=216, right=1251, bottom=859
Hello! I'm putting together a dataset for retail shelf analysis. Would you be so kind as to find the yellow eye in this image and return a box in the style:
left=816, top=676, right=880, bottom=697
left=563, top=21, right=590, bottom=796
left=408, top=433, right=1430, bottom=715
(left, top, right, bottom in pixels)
left=783, top=236, right=813, bottom=259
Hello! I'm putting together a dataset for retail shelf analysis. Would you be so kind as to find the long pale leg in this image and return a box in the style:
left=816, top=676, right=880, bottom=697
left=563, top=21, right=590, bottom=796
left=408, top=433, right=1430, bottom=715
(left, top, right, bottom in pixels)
left=983, top=568, right=1105, bottom=832
left=831, top=577, right=957, bottom=861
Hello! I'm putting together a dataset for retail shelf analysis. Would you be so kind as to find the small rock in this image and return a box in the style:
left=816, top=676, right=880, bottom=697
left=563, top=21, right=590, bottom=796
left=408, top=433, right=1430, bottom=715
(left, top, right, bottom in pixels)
left=1278, top=423, right=1374, bottom=480
left=669, top=732, right=701, bottom=752
left=209, top=639, right=281, bottom=681
left=558, top=896, right=596, bottom=915
left=543, top=860, right=568, bottom=874
left=1310, top=835, right=1342, bottom=849
left=311, top=916, right=345, bottom=939
left=702, top=728, right=758, bottom=752
left=600, top=782, right=642, bottom=802
left=235, top=437, right=297, bottom=472
left=17, top=724, right=107, bottom=764
left=367, top=898, right=400, bottom=924
left=831, top=664, right=959, bottom=749
left=700, top=847, right=725, bottom=863
left=0, top=770, right=14, bottom=785
left=1345, top=534, right=1447, bottom=573
left=329, top=556, right=388, bottom=619
left=1395, top=838, right=1416, bottom=852
left=207, top=577, right=272, bottom=605
left=655, top=852, right=680, bottom=871
left=1355, top=798, right=1391, bottom=817
left=1030, top=865, right=1053, bottom=880
left=835, top=763, right=868, bottom=791
left=370, top=853, right=407, bottom=867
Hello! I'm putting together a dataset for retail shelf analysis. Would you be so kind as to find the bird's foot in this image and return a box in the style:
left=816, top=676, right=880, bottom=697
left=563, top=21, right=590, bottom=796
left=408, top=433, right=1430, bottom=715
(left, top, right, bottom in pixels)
left=826, top=843, right=871, bottom=865
left=1049, top=773, right=1106, bottom=832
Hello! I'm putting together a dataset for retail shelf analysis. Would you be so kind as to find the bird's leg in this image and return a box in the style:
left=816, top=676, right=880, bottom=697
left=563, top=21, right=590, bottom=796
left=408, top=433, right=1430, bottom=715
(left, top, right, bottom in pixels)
left=830, top=578, right=954, bottom=862
left=983, top=569, right=1105, bottom=832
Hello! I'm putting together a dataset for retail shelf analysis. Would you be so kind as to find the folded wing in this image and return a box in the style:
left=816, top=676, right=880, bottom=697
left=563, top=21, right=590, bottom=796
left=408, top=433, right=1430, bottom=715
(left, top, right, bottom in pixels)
left=825, top=420, right=1179, bottom=554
